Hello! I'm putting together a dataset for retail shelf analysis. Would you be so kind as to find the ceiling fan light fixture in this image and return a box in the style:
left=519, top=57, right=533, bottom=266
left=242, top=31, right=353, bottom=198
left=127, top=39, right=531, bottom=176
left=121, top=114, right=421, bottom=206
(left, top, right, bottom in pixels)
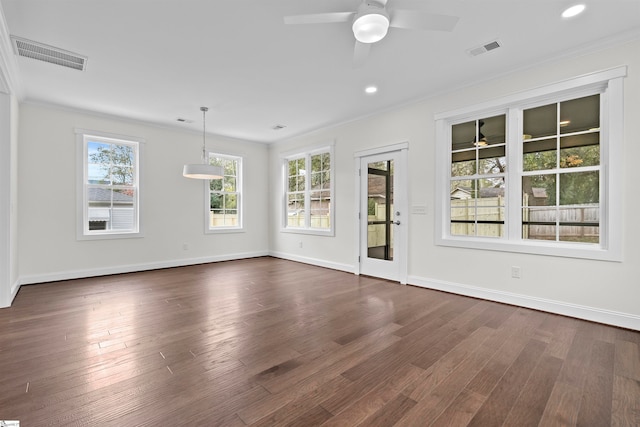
left=352, top=9, right=389, bottom=43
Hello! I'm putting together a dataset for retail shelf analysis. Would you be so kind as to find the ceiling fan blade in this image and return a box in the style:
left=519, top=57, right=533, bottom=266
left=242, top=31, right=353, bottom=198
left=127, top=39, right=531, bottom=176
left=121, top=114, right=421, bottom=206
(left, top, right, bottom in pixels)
left=389, top=10, right=459, bottom=32
left=353, top=41, right=371, bottom=68
left=284, top=11, right=354, bottom=25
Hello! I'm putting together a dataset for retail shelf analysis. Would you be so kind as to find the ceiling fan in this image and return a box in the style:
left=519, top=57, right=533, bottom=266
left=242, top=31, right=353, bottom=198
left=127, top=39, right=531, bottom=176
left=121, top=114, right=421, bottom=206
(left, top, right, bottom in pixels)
left=284, top=0, right=460, bottom=67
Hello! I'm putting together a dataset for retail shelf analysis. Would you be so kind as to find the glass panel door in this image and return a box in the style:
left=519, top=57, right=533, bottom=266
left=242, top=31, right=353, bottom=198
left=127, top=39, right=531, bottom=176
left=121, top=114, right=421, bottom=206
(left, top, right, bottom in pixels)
left=359, top=148, right=406, bottom=283
left=367, top=160, right=394, bottom=261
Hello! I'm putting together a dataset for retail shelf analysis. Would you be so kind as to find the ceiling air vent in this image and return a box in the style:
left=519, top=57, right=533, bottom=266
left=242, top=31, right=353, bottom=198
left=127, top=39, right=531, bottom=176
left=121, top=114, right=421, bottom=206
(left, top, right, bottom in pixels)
left=466, top=40, right=502, bottom=57
left=11, top=36, right=87, bottom=71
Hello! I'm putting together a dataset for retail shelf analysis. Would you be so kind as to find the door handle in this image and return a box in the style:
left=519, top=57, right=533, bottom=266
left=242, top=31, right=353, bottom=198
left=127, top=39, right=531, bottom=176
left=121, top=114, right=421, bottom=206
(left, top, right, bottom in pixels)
left=392, top=220, right=401, bottom=225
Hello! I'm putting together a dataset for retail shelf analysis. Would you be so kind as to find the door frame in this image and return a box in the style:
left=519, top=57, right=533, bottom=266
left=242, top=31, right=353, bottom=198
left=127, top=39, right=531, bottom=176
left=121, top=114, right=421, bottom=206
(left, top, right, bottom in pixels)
left=354, top=142, right=409, bottom=284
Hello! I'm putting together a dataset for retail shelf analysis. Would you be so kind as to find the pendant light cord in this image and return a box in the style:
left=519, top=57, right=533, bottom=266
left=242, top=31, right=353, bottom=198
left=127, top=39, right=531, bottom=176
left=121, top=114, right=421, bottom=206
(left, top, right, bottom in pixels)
left=201, top=106, right=208, bottom=163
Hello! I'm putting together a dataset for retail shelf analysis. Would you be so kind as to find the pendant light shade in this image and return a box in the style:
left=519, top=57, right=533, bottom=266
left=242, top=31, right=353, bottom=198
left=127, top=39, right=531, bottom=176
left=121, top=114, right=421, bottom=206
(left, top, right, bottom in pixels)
left=182, top=163, right=223, bottom=179
left=183, top=106, right=224, bottom=180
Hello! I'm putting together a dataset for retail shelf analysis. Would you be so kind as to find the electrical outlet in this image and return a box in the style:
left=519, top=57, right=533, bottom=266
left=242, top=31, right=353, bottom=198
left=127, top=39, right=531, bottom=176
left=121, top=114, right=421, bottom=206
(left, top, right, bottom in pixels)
left=298, top=241, right=303, bottom=249
left=511, top=266, right=521, bottom=279
left=182, top=243, right=189, bottom=251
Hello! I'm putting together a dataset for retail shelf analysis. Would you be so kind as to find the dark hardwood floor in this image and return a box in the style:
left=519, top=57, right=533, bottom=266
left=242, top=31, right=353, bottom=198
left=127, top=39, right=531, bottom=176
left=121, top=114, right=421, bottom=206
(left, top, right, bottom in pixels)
left=0, top=257, right=638, bottom=426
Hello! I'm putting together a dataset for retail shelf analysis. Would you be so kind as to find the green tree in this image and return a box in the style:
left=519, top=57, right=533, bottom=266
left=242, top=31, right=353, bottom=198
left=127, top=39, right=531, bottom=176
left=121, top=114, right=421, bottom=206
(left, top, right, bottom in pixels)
left=210, top=193, right=222, bottom=209
left=90, top=144, right=134, bottom=185
left=310, top=153, right=330, bottom=190
left=523, top=144, right=600, bottom=205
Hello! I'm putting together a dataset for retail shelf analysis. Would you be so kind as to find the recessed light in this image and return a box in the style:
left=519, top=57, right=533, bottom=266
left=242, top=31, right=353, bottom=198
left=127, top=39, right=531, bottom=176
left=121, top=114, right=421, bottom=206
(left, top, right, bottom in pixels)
left=365, top=85, right=378, bottom=94
left=562, top=4, right=585, bottom=18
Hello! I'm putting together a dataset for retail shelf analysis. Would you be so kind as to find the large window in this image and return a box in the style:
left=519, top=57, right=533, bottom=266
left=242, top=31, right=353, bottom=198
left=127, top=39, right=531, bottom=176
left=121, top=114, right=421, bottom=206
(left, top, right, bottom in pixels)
left=283, top=145, right=334, bottom=235
left=436, top=67, right=625, bottom=261
left=77, top=130, right=142, bottom=239
left=207, top=153, right=242, bottom=232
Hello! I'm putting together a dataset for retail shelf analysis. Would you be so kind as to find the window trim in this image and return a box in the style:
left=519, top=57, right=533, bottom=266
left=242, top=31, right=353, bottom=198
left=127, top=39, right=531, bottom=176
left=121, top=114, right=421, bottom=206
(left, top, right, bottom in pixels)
left=281, top=142, right=335, bottom=236
left=204, top=151, right=243, bottom=234
left=435, top=66, right=626, bottom=261
left=75, top=128, right=144, bottom=240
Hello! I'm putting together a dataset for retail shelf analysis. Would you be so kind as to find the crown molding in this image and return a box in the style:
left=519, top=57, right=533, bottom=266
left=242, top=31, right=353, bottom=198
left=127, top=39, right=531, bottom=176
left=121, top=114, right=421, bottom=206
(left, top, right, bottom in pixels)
left=0, top=3, right=22, bottom=97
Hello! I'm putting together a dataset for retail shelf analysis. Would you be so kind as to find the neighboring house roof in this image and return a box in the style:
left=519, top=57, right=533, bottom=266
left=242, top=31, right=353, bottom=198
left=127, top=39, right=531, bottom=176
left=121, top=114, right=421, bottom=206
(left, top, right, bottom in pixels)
left=450, top=187, right=471, bottom=199
left=368, top=194, right=386, bottom=200
left=480, top=187, right=505, bottom=198
left=367, top=176, right=391, bottom=198
left=88, top=187, right=134, bottom=203
left=451, top=185, right=547, bottom=199
left=451, top=186, right=505, bottom=199
left=532, top=187, right=548, bottom=198
left=88, top=188, right=134, bottom=222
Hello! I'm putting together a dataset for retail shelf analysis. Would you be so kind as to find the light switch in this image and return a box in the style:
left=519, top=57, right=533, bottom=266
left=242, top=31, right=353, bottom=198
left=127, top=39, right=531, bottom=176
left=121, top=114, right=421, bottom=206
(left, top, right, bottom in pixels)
left=411, top=205, right=427, bottom=215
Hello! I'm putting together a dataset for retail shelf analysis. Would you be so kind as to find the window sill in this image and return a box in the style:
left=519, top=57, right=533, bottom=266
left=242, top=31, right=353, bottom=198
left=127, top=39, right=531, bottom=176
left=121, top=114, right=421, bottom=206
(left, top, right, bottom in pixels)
left=77, top=231, right=143, bottom=241
left=281, top=227, right=335, bottom=237
left=205, top=227, right=245, bottom=234
left=436, top=235, right=621, bottom=262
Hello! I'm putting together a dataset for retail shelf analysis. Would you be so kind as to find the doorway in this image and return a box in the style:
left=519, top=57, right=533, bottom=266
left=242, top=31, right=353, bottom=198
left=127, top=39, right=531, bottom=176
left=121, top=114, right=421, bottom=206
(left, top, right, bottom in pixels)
left=355, top=144, right=408, bottom=283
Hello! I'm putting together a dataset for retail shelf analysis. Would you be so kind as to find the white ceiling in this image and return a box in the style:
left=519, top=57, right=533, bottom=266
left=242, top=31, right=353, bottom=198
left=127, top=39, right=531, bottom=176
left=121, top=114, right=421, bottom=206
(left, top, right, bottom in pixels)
left=1, top=0, right=639, bottom=143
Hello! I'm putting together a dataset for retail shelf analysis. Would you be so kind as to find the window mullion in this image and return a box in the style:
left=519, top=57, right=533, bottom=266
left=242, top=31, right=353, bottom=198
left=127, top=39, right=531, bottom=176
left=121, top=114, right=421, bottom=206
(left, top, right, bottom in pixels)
left=305, top=154, right=311, bottom=227
left=555, top=102, right=560, bottom=242
left=474, top=131, right=479, bottom=235
left=507, top=107, right=522, bottom=241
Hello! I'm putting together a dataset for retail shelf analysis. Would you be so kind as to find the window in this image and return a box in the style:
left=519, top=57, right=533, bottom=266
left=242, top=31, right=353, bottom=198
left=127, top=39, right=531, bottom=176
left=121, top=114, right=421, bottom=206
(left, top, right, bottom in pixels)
left=76, top=129, right=142, bottom=239
left=283, top=145, right=334, bottom=235
left=436, top=67, right=625, bottom=261
left=207, top=153, right=242, bottom=232
left=450, top=114, right=507, bottom=238
left=521, top=95, right=600, bottom=244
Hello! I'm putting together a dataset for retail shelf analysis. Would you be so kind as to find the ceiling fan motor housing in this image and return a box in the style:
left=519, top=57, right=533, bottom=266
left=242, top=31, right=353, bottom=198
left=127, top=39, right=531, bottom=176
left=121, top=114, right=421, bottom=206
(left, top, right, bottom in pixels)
left=352, top=1, right=390, bottom=43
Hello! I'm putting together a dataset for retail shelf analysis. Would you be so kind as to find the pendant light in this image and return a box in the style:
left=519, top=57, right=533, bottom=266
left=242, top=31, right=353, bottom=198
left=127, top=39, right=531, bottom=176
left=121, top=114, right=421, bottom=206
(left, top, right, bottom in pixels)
left=182, top=106, right=224, bottom=179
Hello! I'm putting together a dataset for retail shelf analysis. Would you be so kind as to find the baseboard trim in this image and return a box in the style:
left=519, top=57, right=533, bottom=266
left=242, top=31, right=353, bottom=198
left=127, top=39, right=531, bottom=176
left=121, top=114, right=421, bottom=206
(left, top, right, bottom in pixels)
left=10, top=277, right=19, bottom=297
left=408, top=275, right=640, bottom=331
left=269, top=251, right=354, bottom=274
left=18, top=251, right=270, bottom=286
left=0, top=278, right=22, bottom=308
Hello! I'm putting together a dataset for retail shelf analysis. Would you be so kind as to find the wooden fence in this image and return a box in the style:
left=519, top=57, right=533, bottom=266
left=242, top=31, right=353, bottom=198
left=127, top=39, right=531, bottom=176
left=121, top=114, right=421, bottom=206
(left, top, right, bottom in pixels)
left=286, top=214, right=330, bottom=229
left=450, top=198, right=504, bottom=237
left=210, top=213, right=239, bottom=227
left=451, top=197, right=599, bottom=241
left=368, top=203, right=394, bottom=248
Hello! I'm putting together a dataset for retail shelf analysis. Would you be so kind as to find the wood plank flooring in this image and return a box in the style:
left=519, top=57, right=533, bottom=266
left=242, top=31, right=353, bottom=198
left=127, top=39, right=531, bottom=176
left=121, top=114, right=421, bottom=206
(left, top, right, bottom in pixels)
left=0, top=257, right=639, bottom=426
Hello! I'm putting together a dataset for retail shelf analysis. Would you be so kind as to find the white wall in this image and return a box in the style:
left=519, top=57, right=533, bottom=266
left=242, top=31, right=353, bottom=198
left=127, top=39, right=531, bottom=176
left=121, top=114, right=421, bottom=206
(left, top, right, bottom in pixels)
left=0, top=93, right=9, bottom=307
left=9, top=94, right=18, bottom=297
left=17, top=103, right=269, bottom=283
left=0, top=92, right=19, bottom=308
left=269, top=39, right=640, bottom=329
